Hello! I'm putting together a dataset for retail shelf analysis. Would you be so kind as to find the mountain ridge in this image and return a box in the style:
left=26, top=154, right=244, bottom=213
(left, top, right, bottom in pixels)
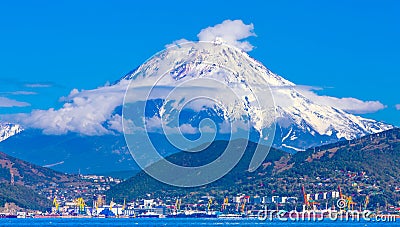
left=0, top=149, right=90, bottom=210
left=0, top=122, right=22, bottom=143
left=107, top=128, right=400, bottom=209
left=121, top=42, right=392, bottom=152
left=0, top=41, right=393, bottom=172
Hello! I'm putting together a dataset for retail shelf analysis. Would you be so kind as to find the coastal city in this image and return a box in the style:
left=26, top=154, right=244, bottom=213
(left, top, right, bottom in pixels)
left=1, top=172, right=399, bottom=220
left=1, top=131, right=400, bottom=220
left=0, top=1, right=399, bottom=226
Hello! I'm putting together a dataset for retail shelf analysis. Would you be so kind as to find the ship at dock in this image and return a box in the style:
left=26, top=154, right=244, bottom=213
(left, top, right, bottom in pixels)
left=6, top=184, right=400, bottom=221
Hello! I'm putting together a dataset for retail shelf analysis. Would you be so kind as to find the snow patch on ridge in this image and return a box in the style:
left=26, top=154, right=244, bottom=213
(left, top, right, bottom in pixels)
left=0, top=122, right=23, bottom=142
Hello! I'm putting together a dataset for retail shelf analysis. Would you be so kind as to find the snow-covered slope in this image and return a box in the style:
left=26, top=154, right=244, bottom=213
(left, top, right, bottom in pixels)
left=0, top=122, right=23, bottom=142
left=2, top=41, right=391, bottom=154
left=122, top=41, right=392, bottom=151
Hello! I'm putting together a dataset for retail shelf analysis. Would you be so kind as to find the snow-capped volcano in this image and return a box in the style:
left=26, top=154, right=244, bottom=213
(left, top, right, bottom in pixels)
left=0, top=20, right=393, bottom=174
left=4, top=39, right=391, bottom=154
left=0, top=122, right=23, bottom=142
left=121, top=41, right=392, bottom=152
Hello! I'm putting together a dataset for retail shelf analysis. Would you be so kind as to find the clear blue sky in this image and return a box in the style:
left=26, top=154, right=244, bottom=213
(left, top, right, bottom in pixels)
left=0, top=0, right=399, bottom=126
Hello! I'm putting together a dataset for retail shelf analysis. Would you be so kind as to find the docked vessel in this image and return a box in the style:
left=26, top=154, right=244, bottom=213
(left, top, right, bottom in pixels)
left=167, top=210, right=217, bottom=218
left=0, top=214, right=18, bottom=218
left=137, top=211, right=164, bottom=218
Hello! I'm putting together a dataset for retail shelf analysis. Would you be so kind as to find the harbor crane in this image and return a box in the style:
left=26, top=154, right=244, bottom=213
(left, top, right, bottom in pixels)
left=207, top=198, right=212, bottom=211
left=75, top=197, right=85, bottom=214
left=241, top=196, right=250, bottom=214
left=338, top=185, right=357, bottom=210
left=174, top=198, right=182, bottom=213
left=302, top=185, right=320, bottom=210
left=222, top=197, right=229, bottom=211
left=53, top=197, right=60, bottom=213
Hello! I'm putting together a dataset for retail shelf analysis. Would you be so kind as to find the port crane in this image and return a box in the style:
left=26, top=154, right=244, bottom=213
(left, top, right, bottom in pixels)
left=302, top=185, right=310, bottom=208
left=110, top=198, right=116, bottom=210
left=74, top=197, right=85, bottom=214
left=222, top=197, right=229, bottom=211
left=174, top=198, right=182, bottom=213
left=94, top=195, right=105, bottom=210
left=364, top=195, right=370, bottom=210
left=53, top=197, right=60, bottom=213
left=240, top=196, right=250, bottom=214
left=122, top=198, right=126, bottom=211
left=207, top=198, right=212, bottom=212
left=338, top=185, right=357, bottom=210
left=302, top=185, right=320, bottom=210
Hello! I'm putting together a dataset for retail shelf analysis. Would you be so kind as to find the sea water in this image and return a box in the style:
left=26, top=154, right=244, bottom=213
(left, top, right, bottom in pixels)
left=0, top=218, right=398, bottom=226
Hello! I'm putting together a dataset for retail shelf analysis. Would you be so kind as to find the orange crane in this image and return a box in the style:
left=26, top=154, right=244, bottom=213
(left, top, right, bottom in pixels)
left=338, top=185, right=344, bottom=200
left=302, top=185, right=320, bottom=210
left=94, top=195, right=105, bottom=210
left=302, top=185, right=310, bottom=208
left=338, top=185, right=357, bottom=210
left=364, top=195, right=370, bottom=210
left=347, top=196, right=357, bottom=210
left=241, top=196, right=250, bottom=214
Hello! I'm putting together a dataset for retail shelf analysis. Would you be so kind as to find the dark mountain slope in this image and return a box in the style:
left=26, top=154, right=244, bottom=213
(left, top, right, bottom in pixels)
left=0, top=150, right=88, bottom=210
left=107, top=140, right=288, bottom=202
left=107, top=129, right=400, bottom=208
left=0, top=183, right=50, bottom=211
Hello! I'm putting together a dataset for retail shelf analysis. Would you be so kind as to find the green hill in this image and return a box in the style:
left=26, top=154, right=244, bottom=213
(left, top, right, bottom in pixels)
left=107, top=128, right=400, bottom=209
left=0, top=150, right=87, bottom=189
left=0, top=150, right=87, bottom=210
left=107, top=139, right=288, bottom=202
left=0, top=183, right=51, bottom=211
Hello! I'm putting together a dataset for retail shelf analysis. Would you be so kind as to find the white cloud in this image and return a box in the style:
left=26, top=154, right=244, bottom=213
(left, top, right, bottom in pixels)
left=296, top=87, right=386, bottom=114
left=0, top=97, right=30, bottom=107
left=197, top=20, right=256, bottom=52
left=107, top=114, right=124, bottom=133
left=166, top=20, right=256, bottom=51
left=0, top=91, right=37, bottom=95
left=42, top=161, right=64, bottom=168
left=24, top=83, right=52, bottom=88
left=144, top=116, right=198, bottom=134
left=165, top=38, right=192, bottom=49
left=4, top=20, right=388, bottom=136
left=396, top=104, right=400, bottom=110
left=178, top=124, right=198, bottom=134
left=5, top=82, right=385, bottom=135
left=12, top=81, right=129, bottom=135
left=270, top=85, right=386, bottom=114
